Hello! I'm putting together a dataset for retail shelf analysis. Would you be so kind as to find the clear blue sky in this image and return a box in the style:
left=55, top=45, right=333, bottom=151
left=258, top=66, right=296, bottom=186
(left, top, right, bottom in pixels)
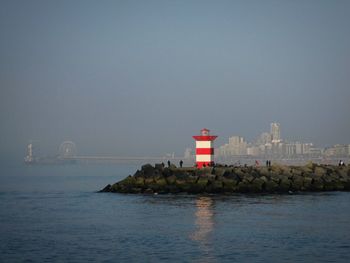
left=1, top=0, right=349, bottom=160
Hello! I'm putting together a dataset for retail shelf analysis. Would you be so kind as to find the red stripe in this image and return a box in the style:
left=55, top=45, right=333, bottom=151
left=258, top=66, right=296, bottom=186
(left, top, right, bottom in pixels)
left=196, top=148, right=214, bottom=155
left=192, top=136, right=218, bottom=141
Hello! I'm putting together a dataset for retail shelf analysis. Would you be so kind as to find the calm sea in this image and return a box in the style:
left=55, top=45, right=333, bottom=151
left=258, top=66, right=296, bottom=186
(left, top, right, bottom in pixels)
left=0, top=163, right=350, bottom=263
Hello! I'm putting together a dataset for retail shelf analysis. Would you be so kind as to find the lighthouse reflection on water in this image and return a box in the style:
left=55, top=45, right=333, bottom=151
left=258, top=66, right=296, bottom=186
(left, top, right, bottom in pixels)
left=190, top=196, right=215, bottom=262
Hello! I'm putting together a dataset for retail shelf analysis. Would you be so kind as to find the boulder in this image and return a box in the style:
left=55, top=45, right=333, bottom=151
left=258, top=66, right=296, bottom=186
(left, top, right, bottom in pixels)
left=206, top=180, right=223, bottom=193
left=234, top=168, right=246, bottom=180
left=264, top=180, right=279, bottom=192
left=196, top=177, right=209, bottom=189
left=166, top=175, right=177, bottom=184
left=242, top=174, right=255, bottom=183
left=135, top=177, right=145, bottom=187
left=119, top=175, right=136, bottom=186
left=302, top=176, right=313, bottom=190
left=213, top=167, right=226, bottom=177
left=162, top=168, right=172, bottom=177
left=323, top=176, right=344, bottom=191
left=314, top=167, right=326, bottom=177
left=224, top=171, right=241, bottom=181
left=222, top=178, right=239, bottom=192
left=130, top=188, right=142, bottom=194
left=195, top=167, right=214, bottom=176
left=99, top=184, right=111, bottom=192
left=144, top=188, right=154, bottom=194
left=110, top=183, right=125, bottom=193
left=260, top=176, right=268, bottom=182
left=141, top=164, right=155, bottom=177
left=165, top=184, right=180, bottom=193
left=291, top=175, right=304, bottom=191
left=311, top=178, right=324, bottom=191
left=278, top=178, right=291, bottom=192
left=250, top=178, right=265, bottom=192
left=155, top=177, right=167, bottom=187
left=144, top=177, right=155, bottom=185
left=154, top=163, right=164, bottom=171
left=236, top=181, right=251, bottom=193
left=133, top=169, right=144, bottom=177
left=186, top=176, right=199, bottom=184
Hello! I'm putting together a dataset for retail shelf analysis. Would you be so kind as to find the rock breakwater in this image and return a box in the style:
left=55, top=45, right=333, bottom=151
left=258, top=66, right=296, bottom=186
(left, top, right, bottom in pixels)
left=100, top=163, right=350, bottom=194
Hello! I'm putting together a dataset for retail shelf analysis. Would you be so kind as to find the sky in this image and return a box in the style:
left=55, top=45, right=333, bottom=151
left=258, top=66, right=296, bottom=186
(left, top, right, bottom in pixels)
left=1, top=0, right=350, bottom=161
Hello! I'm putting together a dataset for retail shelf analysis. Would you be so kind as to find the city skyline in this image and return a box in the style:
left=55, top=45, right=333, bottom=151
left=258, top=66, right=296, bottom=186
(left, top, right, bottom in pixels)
left=215, top=122, right=349, bottom=160
left=24, top=121, right=350, bottom=162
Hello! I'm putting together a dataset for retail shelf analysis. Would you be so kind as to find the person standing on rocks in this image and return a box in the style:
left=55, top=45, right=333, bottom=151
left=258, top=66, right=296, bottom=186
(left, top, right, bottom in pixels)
left=179, top=160, right=183, bottom=168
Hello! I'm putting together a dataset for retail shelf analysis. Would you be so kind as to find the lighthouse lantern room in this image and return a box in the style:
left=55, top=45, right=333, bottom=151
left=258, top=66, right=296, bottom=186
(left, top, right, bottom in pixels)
left=192, top=128, right=217, bottom=168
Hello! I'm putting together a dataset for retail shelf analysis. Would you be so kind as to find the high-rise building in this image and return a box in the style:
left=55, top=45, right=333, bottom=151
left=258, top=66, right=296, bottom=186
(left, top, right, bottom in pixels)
left=270, top=122, right=281, bottom=143
left=184, top=148, right=192, bottom=159
left=228, top=136, right=247, bottom=155
left=256, top=132, right=272, bottom=145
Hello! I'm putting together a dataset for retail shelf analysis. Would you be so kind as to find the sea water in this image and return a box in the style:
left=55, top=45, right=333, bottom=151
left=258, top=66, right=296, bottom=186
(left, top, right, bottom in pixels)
left=0, top=163, right=350, bottom=262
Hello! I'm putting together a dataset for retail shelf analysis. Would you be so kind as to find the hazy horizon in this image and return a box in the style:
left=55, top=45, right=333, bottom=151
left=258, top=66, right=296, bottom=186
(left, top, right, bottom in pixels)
left=1, top=0, right=350, bottom=161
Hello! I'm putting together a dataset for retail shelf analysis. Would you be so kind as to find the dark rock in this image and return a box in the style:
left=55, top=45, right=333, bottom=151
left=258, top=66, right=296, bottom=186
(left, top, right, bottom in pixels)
left=166, top=175, right=177, bottom=184
left=99, top=184, right=111, bottom=192
left=222, top=179, right=239, bottom=192
left=141, top=164, right=155, bottom=177
left=165, top=184, right=180, bottom=193
left=169, top=164, right=177, bottom=169
left=213, top=167, right=226, bottom=177
left=265, top=180, right=279, bottom=192
left=195, top=167, right=214, bottom=176
left=133, top=169, right=144, bottom=177
left=242, top=174, right=255, bottom=183
left=237, top=181, right=251, bottom=193
left=144, top=188, right=154, bottom=194
left=176, top=178, right=195, bottom=192
left=144, top=177, right=155, bottom=185
left=323, top=176, right=344, bottom=191
left=224, top=172, right=241, bottom=182
left=162, top=168, right=172, bottom=177
left=135, top=177, right=145, bottom=187
left=206, top=180, right=223, bottom=193
left=119, top=175, right=135, bottom=186
left=279, top=178, right=291, bottom=192
left=101, top=164, right=350, bottom=194
left=250, top=178, right=265, bottom=192
left=302, top=177, right=313, bottom=190
left=197, top=177, right=209, bottom=189
left=314, top=167, right=326, bottom=177
left=155, top=177, right=167, bottom=187
left=311, top=178, right=324, bottom=191
left=291, top=175, right=304, bottom=191
left=130, top=188, right=142, bottom=194
left=154, top=163, right=164, bottom=171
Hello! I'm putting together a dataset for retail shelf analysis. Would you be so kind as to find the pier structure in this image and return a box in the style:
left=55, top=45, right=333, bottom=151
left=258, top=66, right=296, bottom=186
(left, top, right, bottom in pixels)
left=193, top=128, right=217, bottom=168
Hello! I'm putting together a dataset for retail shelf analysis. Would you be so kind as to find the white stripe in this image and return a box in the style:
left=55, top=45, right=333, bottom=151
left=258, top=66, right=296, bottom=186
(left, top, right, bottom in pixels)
left=196, top=154, right=213, bottom=162
left=196, top=141, right=212, bottom=148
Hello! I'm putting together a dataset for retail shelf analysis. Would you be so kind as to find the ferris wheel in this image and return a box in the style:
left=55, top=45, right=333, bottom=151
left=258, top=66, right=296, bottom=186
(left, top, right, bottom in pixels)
left=59, top=141, right=77, bottom=158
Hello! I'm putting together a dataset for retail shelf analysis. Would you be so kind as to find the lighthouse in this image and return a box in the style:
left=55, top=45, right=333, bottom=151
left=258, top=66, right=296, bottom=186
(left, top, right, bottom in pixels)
left=193, top=128, right=217, bottom=168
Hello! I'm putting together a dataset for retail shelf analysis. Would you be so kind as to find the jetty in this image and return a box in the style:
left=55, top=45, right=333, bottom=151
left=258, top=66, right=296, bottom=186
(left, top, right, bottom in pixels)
left=100, top=163, right=350, bottom=194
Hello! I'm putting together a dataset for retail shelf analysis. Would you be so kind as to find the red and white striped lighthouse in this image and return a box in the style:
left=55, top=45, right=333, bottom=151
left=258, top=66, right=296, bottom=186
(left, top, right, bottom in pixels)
left=192, top=128, right=217, bottom=168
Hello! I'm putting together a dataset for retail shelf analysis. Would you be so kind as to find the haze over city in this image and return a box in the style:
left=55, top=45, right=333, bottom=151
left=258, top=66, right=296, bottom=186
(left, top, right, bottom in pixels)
left=1, top=0, right=350, bottom=162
